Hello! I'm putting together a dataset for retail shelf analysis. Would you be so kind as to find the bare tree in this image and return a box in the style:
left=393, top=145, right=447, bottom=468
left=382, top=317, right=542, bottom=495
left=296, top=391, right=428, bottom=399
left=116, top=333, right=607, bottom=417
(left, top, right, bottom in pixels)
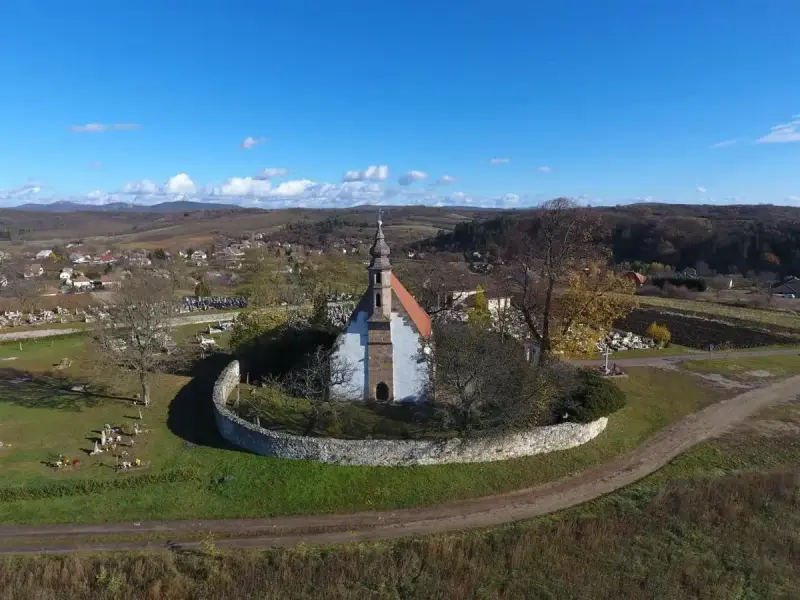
left=283, top=345, right=355, bottom=434
left=90, top=274, right=178, bottom=406
left=428, top=323, right=556, bottom=435
left=509, top=198, right=627, bottom=362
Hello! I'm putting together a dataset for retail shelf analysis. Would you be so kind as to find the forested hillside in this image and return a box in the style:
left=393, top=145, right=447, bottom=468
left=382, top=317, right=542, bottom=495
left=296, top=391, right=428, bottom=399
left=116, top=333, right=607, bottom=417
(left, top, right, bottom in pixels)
left=418, top=203, right=800, bottom=276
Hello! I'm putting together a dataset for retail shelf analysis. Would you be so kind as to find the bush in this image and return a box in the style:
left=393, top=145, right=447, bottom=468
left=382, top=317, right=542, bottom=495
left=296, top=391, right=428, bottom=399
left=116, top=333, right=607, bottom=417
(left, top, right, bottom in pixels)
left=646, top=322, right=672, bottom=346
left=559, top=369, right=627, bottom=423
left=651, top=276, right=707, bottom=292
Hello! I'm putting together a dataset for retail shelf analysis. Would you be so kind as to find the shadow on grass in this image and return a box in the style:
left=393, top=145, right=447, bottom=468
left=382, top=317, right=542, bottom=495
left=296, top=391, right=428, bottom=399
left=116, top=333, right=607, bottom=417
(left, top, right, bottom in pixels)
left=166, top=352, right=240, bottom=451
left=0, top=367, right=131, bottom=411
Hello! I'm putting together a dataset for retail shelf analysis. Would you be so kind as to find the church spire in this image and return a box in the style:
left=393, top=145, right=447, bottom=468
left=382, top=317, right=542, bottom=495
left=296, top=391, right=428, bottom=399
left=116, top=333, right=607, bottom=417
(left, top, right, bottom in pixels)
left=369, top=209, right=391, bottom=270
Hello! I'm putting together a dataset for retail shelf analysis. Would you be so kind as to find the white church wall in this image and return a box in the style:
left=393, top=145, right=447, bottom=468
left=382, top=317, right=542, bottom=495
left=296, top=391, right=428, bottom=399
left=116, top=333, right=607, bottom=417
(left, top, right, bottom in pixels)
left=330, top=310, right=368, bottom=400
left=390, top=312, right=428, bottom=402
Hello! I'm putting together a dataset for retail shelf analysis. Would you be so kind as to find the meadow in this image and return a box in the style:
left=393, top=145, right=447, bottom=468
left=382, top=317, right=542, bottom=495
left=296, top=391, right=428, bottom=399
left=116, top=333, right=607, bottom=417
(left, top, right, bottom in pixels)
left=0, top=331, right=730, bottom=525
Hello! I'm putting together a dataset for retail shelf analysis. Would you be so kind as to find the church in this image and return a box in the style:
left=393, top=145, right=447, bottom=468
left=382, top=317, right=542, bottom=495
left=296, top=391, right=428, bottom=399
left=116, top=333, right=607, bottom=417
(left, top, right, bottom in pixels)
left=330, top=216, right=432, bottom=403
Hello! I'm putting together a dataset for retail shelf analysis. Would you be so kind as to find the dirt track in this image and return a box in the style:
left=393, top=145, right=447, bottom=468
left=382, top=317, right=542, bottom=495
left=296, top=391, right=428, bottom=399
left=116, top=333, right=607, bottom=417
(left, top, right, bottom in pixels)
left=2, top=374, right=798, bottom=555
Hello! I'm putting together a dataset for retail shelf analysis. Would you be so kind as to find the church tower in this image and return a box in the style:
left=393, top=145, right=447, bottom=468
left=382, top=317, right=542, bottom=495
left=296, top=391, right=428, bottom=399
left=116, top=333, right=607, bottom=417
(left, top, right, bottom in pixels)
left=366, top=213, right=394, bottom=401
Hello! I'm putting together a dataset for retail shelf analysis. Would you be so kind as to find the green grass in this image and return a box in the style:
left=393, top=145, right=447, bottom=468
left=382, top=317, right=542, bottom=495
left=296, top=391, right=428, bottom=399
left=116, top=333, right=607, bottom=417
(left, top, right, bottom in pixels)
left=682, top=353, right=800, bottom=381
left=633, top=294, right=800, bottom=330
left=2, top=402, right=798, bottom=599
left=0, top=358, right=727, bottom=525
left=236, top=385, right=456, bottom=440
left=604, top=344, right=696, bottom=359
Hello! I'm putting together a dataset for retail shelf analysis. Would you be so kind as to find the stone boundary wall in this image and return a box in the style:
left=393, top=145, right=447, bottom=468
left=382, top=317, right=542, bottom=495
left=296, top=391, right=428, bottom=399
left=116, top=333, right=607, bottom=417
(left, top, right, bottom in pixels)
left=212, top=360, right=608, bottom=467
left=0, top=312, right=239, bottom=343
left=0, top=328, right=82, bottom=343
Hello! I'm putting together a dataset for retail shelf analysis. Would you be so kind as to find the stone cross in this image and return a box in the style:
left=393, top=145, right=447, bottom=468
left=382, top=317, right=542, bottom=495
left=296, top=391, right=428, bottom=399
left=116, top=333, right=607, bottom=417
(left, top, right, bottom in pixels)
left=100, top=430, right=107, bottom=446
left=603, top=345, right=612, bottom=374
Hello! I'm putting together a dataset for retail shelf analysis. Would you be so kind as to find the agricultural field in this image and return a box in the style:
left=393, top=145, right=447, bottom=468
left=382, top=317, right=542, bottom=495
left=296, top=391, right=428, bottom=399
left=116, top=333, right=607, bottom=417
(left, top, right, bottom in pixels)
left=633, top=295, right=800, bottom=331
left=615, top=306, right=800, bottom=350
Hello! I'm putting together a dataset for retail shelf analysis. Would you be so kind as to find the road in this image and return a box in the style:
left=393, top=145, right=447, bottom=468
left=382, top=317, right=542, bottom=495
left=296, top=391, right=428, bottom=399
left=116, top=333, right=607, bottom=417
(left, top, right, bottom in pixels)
left=1, top=374, right=798, bottom=555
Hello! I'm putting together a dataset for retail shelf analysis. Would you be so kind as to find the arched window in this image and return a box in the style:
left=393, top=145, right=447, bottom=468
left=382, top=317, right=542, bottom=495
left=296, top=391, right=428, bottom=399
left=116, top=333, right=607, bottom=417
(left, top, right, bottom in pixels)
left=376, top=382, right=390, bottom=401
left=375, top=272, right=382, bottom=285
left=375, top=293, right=381, bottom=307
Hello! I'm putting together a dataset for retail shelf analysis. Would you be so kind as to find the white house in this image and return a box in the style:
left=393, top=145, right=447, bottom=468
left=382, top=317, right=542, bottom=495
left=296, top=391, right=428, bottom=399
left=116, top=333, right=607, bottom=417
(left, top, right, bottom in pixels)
left=450, top=288, right=512, bottom=317
left=330, top=217, right=432, bottom=404
left=59, top=267, right=73, bottom=282
left=70, top=250, right=90, bottom=264
left=35, top=249, right=53, bottom=260
left=24, top=263, right=44, bottom=278
left=71, top=274, right=93, bottom=290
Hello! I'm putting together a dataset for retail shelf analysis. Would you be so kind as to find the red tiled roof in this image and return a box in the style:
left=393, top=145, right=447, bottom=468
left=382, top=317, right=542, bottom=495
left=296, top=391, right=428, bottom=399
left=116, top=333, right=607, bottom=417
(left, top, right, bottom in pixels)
left=391, top=276, right=432, bottom=338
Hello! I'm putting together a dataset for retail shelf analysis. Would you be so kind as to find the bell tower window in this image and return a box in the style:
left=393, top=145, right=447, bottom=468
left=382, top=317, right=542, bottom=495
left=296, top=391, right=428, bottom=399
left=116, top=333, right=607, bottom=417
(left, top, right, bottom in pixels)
left=375, top=293, right=381, bottom=307
left=375, top=272, right=382, bottom=285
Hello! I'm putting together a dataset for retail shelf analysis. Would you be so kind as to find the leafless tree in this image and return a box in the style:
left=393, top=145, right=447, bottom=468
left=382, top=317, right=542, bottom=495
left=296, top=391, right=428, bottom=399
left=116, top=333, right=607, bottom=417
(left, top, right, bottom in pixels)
left=0, top=259, right=42, bottom=314
left=427, top=323, right=557, bottom=435
left=508, top=197, right=611, bottom=362
left=89, top=273, right=178, bottom=406
left=283, top=345, right=355, bottom=434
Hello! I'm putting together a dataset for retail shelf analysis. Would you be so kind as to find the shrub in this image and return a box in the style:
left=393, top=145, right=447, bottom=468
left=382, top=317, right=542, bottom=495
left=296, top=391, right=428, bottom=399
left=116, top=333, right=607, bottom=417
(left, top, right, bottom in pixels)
left=651, top=276, right=707, bottom=292
left=646, top=322, right=671, bottom=346
left=559, top=369, right=627, bottom=423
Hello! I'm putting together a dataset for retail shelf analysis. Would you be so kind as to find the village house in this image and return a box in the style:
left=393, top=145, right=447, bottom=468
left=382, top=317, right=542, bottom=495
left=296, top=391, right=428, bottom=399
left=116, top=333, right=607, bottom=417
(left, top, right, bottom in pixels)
left=59, top=267, right=73, bottom=282
left=128, top=255, right=152, bottom=267
left=35, top=249, right=53, bottom=260
left=100, top=274, right=121, bottom=288
left=95, top=251, right=115, bottom=264
left=191, top=250, right=207, bottom=261
left=69, top=250, right=90, bottom=264
left=622, top=271, right=647, bottom=287
left=23, top=263, right=44, bottom=278
left=71, top=274, right=93, bottom=290
left=330, top=217, right=432, bottom=404
left=771, top=276, right=800, bottom=297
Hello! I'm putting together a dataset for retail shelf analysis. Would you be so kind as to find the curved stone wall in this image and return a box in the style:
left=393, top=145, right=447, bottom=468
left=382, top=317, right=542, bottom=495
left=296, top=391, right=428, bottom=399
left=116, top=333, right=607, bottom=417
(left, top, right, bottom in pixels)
left=212, top=360, right=608, bottom=467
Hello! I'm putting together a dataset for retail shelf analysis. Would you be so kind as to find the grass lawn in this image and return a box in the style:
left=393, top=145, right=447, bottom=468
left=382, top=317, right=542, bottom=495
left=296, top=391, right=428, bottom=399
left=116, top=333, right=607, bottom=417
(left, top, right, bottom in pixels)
left=2, top=392, right=798, bottom=599
left=0, top=334, right=729, bottom=524
left=236, top=385, right=456, bottom=440
left=682, top=353, right=800, bottom=382
left=633, top=294, right=800, bottom=330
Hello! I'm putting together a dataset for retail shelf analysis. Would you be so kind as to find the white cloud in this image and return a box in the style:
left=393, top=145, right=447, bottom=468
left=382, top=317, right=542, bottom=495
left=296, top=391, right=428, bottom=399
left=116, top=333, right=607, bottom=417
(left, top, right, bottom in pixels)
left=787, top=195, right=800, bottom=204
left=257, top=167, right=289, bottom=179
left=240, top=136, right=267, bottom=149
left=90, top=161, right=103, bottom=169
left=756, top=115, right=800, bottom=143
left=0, top=182, right=43, bottom=202
left=165, top=173, right=197, bottom=194
left=436, top=174, right=456, bottom=185
left=269, top=179, right=315, bottom=197
left=498, top=193, right=520, bottom=206
left=696, top=186, right=707, bottom=193
left=71, top=123, right=141, bottom=132
left=86, top=189, right=106, bottom=199
left=490, top=157, right=510, bottom=165
left=122, top=179, right=158, bottom=194
left=212, top=177, right=273, bottom=197
left=398, top=170, right=428, bottom=185
left=536, top=166, right=552, bottom=173
left=343, top=165, right=389, bottom=182
left=710, top=138, right=739, bottom=149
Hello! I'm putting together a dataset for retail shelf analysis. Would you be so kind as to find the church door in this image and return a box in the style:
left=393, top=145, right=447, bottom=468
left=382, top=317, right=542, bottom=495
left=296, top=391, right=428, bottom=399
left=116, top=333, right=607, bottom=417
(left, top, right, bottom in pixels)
left=375, top=382, right=390, bottom=402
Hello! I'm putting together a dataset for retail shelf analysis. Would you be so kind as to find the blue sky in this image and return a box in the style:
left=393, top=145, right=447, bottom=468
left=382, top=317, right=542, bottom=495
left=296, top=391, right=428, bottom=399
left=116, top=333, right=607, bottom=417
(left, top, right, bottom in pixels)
left=1, top=1, right=799, bottom=208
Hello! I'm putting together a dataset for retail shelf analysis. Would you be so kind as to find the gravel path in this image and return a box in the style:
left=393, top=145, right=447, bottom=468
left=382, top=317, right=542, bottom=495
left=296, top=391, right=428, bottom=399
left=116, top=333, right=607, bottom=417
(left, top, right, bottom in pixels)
left=1, top=374, right=798, bottom=555
left=572, top=347, right=800, bottom=368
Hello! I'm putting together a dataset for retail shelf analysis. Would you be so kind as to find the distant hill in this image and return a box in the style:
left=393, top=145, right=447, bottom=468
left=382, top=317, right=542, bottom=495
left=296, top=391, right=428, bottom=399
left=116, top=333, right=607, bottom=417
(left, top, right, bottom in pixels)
left=13, top=200, right=248, bottom=213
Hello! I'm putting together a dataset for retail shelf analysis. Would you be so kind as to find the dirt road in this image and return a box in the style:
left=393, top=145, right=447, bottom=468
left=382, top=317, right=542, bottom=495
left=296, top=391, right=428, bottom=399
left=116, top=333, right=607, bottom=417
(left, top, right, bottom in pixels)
left=1, top=374, right=798, bottom=555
